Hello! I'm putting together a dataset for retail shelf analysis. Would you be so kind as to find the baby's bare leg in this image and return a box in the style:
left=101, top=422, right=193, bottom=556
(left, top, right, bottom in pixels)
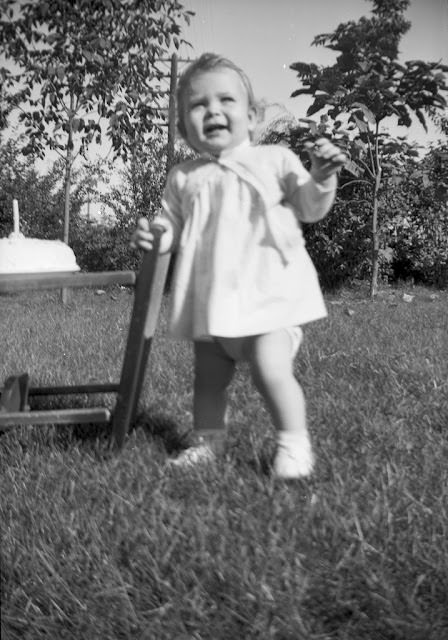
left=246, top=330, right=313, bottom=478
left=193, top=340, right=235, bottom=451
left=246, top=330, right=305, bottom=434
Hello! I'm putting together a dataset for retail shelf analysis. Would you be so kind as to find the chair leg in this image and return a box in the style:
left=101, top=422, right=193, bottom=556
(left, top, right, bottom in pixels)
left=111, top=227, right=170, bottom=448
left=0, top=373, right=30, bottom=413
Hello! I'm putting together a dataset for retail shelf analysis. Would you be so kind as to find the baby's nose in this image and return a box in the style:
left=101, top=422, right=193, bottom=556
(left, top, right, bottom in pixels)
left=205, top=99, right=221, bottom=115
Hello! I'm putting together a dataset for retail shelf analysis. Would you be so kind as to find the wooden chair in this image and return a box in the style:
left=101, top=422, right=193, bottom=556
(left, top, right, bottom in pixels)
left=0, top=225, right=170, bottom=448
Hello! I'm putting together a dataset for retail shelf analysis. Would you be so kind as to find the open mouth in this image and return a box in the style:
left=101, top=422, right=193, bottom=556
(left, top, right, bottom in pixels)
left=204, top=123, right=228, bottom=134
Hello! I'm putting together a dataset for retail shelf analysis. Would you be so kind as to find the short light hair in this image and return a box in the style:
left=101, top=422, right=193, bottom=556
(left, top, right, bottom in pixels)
left=176, top=52, right=257, bottom=139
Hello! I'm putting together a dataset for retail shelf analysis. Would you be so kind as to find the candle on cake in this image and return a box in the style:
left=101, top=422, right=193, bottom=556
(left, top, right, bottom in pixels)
left=11, top=198, right=22, bottom=238
left=13, top=199, right=20, bottom=235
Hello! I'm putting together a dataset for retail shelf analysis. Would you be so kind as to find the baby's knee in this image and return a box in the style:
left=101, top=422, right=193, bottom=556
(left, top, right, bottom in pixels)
left=250, top=355, right=294, bottom=393
left=248, top=332, right=300, bottom=389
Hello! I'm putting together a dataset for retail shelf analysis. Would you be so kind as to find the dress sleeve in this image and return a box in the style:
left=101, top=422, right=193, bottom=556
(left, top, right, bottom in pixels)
left=280, top=148, right=337, bottom=223
left=157, top=167, right=184, bottom=249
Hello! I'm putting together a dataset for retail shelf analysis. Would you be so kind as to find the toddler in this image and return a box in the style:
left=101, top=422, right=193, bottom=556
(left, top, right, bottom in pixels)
left=132, top=53, right=346, bottom=479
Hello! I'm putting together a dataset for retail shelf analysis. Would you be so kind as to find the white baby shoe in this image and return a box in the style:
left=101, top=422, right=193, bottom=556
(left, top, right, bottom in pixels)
left=168, top=442, right=217, bottom=469
left=273, top=431, right=314, bottom=479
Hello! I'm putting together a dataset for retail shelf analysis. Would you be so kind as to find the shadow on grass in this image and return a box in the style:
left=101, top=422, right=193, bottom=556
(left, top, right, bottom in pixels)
left=2, top=393, right=280, bottom=478
left=1, top=394, right=189, bottom=460
left=133, top=407, right=191, bottom=454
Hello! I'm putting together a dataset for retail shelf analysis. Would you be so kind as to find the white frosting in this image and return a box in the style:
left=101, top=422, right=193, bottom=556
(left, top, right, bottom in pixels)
left=0, top=235, right=80, bottom=274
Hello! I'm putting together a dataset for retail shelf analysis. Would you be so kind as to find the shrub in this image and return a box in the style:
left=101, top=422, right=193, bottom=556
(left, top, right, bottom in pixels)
left=385, top=146, right=448, bottom=288
left=304, top=199, right=372, bottom=290
left=388, top=208, right=448, bottom=287
left=70, top=137, right=194, bottom=273
left=257, top=119, right=448, bottom=290
left=70, top=221, right=141, bottom=273
left=0, top=136, right=67, bottom=239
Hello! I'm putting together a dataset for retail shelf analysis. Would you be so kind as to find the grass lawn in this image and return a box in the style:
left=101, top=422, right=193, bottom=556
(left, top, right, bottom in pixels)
left=1, top=283, right=447, bottom=639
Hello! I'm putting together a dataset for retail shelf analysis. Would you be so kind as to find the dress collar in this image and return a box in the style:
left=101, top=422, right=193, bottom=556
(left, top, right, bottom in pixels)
left=201, top=138, right=252, bottom=161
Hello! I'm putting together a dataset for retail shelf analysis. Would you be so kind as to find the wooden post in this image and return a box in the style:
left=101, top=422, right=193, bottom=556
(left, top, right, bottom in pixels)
left=166, top=52, right=178, bottom=173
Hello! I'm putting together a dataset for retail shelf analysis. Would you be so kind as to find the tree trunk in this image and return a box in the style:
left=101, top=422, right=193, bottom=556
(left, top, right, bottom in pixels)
left=61, top=109, right=74, bottom=304
left=63, top=148, right=72, bottom=245
left=369, top=168, right=382, bottom=298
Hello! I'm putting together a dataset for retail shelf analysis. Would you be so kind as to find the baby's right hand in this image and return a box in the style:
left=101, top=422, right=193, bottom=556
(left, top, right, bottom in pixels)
left=130, top=217, right=173, bottom=254
left=130, top=217, right=154, bottom=252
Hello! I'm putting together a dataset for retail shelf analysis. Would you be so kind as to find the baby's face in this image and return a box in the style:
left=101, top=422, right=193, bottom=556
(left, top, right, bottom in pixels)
left=182, top=68, right=257, bottom=156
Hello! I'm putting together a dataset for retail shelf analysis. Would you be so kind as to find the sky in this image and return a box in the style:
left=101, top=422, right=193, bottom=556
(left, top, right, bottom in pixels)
left=177, top=0, right=448, bottom=147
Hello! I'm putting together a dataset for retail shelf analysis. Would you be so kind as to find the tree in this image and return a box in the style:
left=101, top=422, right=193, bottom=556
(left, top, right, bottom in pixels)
left=290, top=0, right=448, bottom=296
left=0, top=0, right=192, bottom=250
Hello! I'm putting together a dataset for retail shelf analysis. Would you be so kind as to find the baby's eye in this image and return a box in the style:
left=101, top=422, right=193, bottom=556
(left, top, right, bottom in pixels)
left=221, top=96, right=235, bottom=103
left=189, top=101, right=205, bottom=110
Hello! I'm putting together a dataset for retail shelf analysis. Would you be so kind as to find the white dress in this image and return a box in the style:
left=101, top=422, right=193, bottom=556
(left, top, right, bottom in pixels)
left=158, top=142, right=336, bottom=340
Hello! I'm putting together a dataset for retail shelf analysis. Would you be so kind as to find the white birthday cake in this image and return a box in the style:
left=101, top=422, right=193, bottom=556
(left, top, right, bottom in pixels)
left=0, top=234, right=80, bottom=274
left=0, top=199, right=80, bottom=275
